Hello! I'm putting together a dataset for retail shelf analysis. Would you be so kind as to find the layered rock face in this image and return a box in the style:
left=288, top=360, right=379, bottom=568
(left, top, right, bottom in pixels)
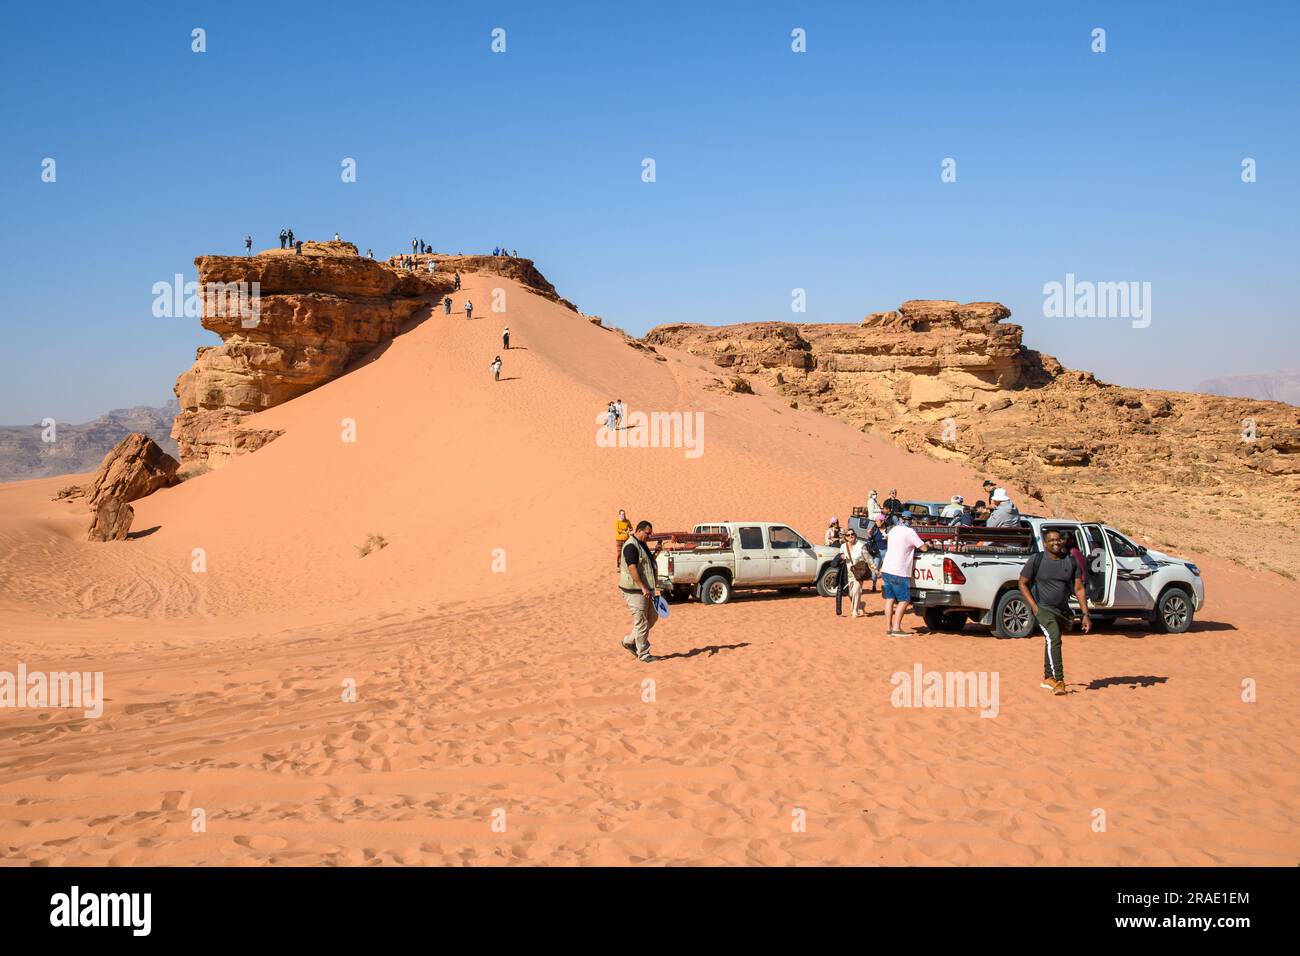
left=647, top=300, right=1300, bottom=572
left=174, top=243, right=454, bottom=466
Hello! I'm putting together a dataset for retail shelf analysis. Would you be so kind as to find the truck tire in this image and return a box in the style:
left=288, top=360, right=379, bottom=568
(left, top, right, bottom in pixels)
left=699, top=574, right=732, bottom=606
left=923, top=609, right=969, bottom=633
left=1152, top=586, right=1193, bottom=633
left=992, top=589, right=1035, bottom=639
left=816, top=564, right=843, bottom=598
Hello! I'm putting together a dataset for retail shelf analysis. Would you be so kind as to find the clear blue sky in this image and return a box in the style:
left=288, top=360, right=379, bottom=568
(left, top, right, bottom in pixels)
left=1, top=0, right=1296, bottom=423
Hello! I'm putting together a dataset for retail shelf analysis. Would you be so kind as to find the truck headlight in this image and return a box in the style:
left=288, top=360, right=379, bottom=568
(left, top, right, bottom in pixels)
left=1184, top=562, right=1201, bottom=576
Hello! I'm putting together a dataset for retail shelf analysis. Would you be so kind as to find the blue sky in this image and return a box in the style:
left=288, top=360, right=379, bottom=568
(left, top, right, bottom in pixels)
left=1, top=0, right=1296, bottom=423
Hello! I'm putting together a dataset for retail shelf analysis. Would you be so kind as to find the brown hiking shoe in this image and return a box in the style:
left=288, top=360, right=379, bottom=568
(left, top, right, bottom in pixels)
left=1040, top=677, right=1057, bottom=691
left=1052, top=679, right=1068, bottom=696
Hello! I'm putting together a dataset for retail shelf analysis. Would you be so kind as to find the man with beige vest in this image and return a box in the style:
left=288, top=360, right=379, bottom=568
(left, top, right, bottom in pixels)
left=618, top=519, right=662, bottom=663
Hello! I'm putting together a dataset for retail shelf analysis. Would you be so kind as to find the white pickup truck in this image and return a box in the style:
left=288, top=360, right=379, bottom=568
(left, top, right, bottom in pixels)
left=908, top=516, right=1206, bottom=636
left=654, top=522, right=844, bottom=605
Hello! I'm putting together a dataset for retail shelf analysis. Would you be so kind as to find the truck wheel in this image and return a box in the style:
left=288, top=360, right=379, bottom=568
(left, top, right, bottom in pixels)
left=816, top=565, right=843, bottom=597
left=700, top=574, right=732, bottom=606
left=992, top=590, right=1035, bottom=639
left=1152, top=586, right=1193, bottom=633
left=924, top=609, right=969, bottom=633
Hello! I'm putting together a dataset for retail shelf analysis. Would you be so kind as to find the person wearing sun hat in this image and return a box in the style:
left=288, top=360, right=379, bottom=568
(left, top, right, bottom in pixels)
left=824, top=517, right=842, bottom=548
left=985, top=487, right=1022, bottom=528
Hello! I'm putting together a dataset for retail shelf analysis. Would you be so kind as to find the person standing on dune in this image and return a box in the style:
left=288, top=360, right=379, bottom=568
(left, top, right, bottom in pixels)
left=443, top=296, right=453, bottom=315
left=490, top=355, right=502, bottom=382
left=618, top=520, right=661, bottom=663
left=502, top=326, right=510, bottom=350
left=614, top=509, right=631, bottom=568
left=454, top=272, right=461, bottom=291
left=465, top=299, right=474, bottom=320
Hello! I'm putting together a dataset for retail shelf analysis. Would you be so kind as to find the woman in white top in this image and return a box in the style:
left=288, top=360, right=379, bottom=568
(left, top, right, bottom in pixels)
left=840, top=529, right=871, bottom=618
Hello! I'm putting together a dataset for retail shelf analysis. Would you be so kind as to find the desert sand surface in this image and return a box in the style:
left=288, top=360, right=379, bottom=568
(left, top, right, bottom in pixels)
left=1, top=271, right=1297, bottom=865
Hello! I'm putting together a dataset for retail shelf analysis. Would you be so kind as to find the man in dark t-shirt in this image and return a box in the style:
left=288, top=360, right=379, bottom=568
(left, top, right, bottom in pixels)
left=1019, top=530, right=1092, bottom=696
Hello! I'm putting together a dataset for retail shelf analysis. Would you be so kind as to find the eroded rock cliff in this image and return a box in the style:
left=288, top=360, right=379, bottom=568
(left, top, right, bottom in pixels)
left=173, top=243, right=454, bottom=466
left=647, top=300, right=1300, bottom=572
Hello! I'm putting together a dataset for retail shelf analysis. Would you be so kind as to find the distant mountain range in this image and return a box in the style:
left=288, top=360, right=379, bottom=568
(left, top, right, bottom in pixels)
left=1197, top=370, right=1300, bottom=406
left=0, top=401, right=178, bottom=482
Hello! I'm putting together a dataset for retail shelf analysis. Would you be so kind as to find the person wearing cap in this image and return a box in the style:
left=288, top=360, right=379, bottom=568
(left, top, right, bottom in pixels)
left=985, top=488, right=1022, bottom=528
left=940, top=494, right=964, bottom=520
left=824, top=517, right=842, bottom=548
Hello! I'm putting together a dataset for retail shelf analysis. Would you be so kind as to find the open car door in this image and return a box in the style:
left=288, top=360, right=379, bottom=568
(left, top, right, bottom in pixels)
left=1082, top=524, right=1113, bottom=606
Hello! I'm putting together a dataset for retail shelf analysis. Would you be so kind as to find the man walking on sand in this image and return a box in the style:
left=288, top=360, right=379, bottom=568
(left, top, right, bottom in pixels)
left=465, top=299, right=474, bottom=320
left=502, top=326, right=510, bottom=350
left=443, top=296, right=453, bottom=315
left=1020, top=530, right=1091, bottom=696
left=490, top=355, right=502, bottom=381
left=881, top=515, right=930, bottom=636
left=618, top=520, right=662, bottom=663
left=614, top=509, right=632, bottom=568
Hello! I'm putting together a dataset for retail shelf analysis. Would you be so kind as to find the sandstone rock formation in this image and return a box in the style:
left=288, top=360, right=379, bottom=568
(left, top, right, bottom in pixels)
left=386, top=254, right=579, bottom=312
left=78, top=433, right=178, bottom=542
left=87, top=497, right=135, bottom=542
left=84, top=432, right=179, bottom=508
left=174, top=244, right=455, bottom=466
left=646, top=301, right=1300, bottom=572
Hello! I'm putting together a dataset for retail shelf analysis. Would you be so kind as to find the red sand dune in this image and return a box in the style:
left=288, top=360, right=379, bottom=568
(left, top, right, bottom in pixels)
left=0, top=271, right=1296, bottom=865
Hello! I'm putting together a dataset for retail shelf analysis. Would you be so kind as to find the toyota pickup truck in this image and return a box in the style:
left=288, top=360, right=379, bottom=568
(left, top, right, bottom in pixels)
left=652, top=522, right=843, bottom=605
left=907, top=516, right=1205, bottom=636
